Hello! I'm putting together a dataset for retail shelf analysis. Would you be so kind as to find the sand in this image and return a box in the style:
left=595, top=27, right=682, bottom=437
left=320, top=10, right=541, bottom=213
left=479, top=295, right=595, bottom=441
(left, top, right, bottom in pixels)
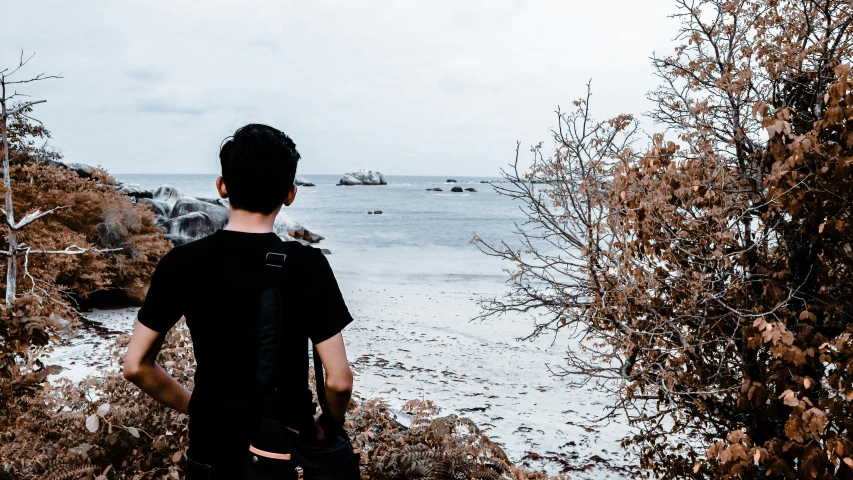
left=47, top=276, right=636, bottom=478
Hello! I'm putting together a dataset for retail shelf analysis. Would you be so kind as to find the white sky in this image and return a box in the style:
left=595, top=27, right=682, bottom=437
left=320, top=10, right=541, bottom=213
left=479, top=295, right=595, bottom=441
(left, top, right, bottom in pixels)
left=3, top=0, right=677, bottom=176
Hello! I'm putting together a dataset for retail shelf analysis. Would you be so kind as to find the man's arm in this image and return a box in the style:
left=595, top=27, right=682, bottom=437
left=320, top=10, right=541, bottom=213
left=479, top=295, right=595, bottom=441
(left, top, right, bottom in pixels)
left=314, top=332, right=353, bottom=424
left=123, top=320, right=191, bottom=414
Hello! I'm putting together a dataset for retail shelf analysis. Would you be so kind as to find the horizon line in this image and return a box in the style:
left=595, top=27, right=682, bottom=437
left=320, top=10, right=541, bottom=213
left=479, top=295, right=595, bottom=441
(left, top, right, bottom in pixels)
left=111, top=172, right=505, bottom=178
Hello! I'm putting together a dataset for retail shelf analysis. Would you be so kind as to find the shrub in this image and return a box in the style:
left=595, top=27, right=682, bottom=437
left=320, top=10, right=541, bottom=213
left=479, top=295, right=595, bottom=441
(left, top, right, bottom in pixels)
left=479, top=1, right=853, bottom=477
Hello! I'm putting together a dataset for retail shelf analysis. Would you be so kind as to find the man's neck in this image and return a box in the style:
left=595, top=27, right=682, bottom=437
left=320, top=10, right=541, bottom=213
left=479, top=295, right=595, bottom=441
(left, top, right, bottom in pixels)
left=224, top=207, right=278, bottom=233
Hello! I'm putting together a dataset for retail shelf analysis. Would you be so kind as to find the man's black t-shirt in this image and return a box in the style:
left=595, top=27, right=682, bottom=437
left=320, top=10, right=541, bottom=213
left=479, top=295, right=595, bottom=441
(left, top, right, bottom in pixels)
left=137, top=229, right=353, bottom=461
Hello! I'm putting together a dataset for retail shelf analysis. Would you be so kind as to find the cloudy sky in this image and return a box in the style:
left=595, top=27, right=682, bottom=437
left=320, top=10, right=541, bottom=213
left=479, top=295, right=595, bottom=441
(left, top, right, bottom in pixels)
left=4, top=0, right=677, bottom=176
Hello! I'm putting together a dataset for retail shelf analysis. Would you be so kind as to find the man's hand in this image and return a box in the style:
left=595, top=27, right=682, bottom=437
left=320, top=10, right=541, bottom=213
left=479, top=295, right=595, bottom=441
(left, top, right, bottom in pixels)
left=313, top=412, right=326, bottom=441
left=124, top=320, right=191, bottom=414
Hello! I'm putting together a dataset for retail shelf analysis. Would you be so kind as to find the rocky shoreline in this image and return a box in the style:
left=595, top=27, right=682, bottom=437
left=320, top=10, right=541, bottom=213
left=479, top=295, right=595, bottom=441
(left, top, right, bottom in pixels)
left=55, top=161, right=324, bottom=246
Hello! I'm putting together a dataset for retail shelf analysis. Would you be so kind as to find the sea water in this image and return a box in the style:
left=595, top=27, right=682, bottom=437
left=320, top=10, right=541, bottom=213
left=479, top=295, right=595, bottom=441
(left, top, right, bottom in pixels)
left=115, top=174, right=522, bottom=287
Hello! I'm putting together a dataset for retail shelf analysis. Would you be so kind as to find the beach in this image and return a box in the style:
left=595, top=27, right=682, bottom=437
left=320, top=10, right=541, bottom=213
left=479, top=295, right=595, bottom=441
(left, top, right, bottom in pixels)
left=48, top=174, right=636, bottom=478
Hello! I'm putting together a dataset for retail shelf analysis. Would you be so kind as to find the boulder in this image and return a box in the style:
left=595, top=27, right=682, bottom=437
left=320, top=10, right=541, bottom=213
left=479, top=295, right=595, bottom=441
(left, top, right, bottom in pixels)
left=170, top=197, right=229, bottom=231
left=426, top=188, right=443, bottom=192
left=64, top=162, right=99, bottom=179
left=465, top=188, right=477, bottom=192
left=153, top=185, right=182, bottom=204
left=295, top=178, right=316, bottom=187
left=163, top=234, right=190, bottom=246
left=373, top=210, right=383, bottom=214
left=118, top=183, right=153, bottom=199
left=48, top=160, right=99, bottom=179
left=161, top=212, right=214, bottom=241
left=337, top=170, right=386, bottom=186
left=447, top=179, right=457, bottom=183
left=451, top=186, right=464, bottom=193
left=139, top=198, right=172, bottom=221
left=274, top=211, right=324, bottom=244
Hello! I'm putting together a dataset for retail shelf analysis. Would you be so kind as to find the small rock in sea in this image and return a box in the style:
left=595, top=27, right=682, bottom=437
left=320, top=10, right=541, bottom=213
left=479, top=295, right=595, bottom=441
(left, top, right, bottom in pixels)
left=447, top=179, right=457, bottom=183
left=373, top=210, right=382, bottom=214
left=451, top=186, right=464, bottom=192
left=295, top=177, right=316, bottom=187
left=480, top=180, right=490, bottom=184
left=465, top=188, right=477, bottom=192
left=320, top=248, right=332, bottom=255
left=426, top=187, right=443, bottom=191
left=338, top=170, right=387, bottom=185
left=368, top=211, right=374, bottom=214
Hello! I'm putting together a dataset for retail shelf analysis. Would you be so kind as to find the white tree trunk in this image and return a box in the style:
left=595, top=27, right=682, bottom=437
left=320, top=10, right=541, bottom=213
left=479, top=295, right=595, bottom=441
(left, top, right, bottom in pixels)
left=1, top=80, right=18, bottom=307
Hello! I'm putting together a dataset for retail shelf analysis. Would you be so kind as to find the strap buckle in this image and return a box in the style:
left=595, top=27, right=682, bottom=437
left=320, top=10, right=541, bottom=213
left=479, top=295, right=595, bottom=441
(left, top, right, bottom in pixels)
left=265, top=252, right=287, bottom=267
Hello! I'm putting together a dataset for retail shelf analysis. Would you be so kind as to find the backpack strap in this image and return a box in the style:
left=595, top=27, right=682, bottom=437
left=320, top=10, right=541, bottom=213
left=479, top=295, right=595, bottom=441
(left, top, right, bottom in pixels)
left=313, top=344, right=327, bottom=413
left=256, top=241, right=291, bottom=419
left=257, top=241, right=329, bottom=422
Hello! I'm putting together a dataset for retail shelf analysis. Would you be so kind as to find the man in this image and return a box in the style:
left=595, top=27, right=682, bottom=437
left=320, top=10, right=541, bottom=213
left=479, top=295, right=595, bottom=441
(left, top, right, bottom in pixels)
left=123, top=124, right=354, bottom=479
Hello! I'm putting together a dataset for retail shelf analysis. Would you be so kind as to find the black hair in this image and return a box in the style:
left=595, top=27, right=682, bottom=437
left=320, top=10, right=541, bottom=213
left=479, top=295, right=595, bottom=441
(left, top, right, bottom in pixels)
left=218, top=124, right=301, bottom=214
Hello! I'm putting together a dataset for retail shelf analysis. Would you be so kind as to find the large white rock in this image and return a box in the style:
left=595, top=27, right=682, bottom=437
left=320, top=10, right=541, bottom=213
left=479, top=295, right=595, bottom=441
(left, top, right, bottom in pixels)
left=170, top=197, right=229, bottom=231
left=275, top=210, right=324, bottom=243
left=337, top=169, right=386, bottom=185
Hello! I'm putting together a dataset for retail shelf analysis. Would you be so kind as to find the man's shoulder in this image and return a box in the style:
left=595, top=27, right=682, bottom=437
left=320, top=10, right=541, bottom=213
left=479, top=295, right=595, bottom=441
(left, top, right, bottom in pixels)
left=280, top=241, right=323, bottom=263
left=157, top=232, right=224, bottom=266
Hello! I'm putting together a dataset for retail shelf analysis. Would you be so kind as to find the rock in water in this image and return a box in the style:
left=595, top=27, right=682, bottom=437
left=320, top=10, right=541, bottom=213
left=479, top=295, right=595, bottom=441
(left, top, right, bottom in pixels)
left=161, top=212, right=214, bottom=241
left=170, top=197, right=229, bottom=231
left=295, top=178, right=316, bottom=187
left=465, top=188, right=477, bottom=192
left=426, top=188, right=443, bottom=191
left=451, top=186, right=464, bottom=192
left=153, top=185, right=182, bottom=204
left=118, top=183, right=153, bottom=199
left=447, top=179, right=457, bottom=183
left=337, top=169, right=387, bottom=185
left=274, top=211, right=324, bottom=244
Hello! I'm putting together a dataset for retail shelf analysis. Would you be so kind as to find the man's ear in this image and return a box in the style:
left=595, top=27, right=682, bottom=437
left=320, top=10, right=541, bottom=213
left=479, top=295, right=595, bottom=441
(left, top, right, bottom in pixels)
left=283, top=185, right=297, bottom=207
left=216, top=176, right=228, bottom=199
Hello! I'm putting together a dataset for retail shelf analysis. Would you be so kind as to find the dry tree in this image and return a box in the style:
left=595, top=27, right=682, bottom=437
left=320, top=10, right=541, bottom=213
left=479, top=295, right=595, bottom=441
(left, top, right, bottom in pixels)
left=479, top=1, right=853, bottom=478
left=0, top=52, right=119, bottom=307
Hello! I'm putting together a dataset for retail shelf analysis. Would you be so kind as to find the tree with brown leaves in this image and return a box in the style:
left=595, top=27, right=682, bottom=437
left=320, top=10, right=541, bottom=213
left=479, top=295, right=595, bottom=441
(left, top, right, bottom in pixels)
left=0, top=53, right=171, bottom=421
left=480, top=1, right=853, bottom=478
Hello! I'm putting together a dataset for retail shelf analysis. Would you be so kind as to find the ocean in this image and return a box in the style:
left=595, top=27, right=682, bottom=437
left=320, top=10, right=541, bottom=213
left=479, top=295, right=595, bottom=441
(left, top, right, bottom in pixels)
left=115, top=174, right=522, bottom=287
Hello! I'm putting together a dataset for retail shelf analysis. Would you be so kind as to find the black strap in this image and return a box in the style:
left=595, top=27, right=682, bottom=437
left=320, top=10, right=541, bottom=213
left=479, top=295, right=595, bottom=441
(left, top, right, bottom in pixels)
left=257, top=241, right=329, bottom=420
left=313, top=344, right=327, bottom=411
left=257, top=242, right=290, bottom=419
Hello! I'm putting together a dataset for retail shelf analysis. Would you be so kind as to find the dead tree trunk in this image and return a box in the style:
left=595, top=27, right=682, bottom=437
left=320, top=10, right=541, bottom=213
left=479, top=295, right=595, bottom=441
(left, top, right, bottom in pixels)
left=0, top=88, right=17, bottom=307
